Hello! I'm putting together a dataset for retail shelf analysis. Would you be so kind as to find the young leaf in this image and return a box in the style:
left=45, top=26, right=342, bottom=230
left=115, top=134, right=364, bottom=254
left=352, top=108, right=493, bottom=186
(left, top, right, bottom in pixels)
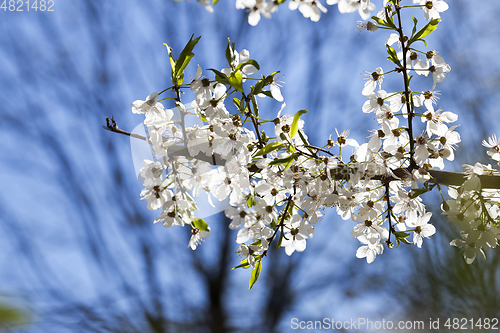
left=229, top=69, right=244, bottom=93
left=269, top=154, right=295, bottom=166
left=208, top=68, right=230, bottom=85
left=384, top=6, right=397, bottom=29
left=298, top=129, right=310, bottom=146
left=408, top=18, right=440, bottom=46
left=254, top=142, right=285, bottom=156
left=233, top=98, right=241, bottom=110
left=232, top=258, right=251, bottom=270
left=290, top=110, right=307, bottom=139
left=246, top=195, right=253, bottom=208
left=410, top=182, right=429, bottom=199
left=175, top=34, right=201, bottom=78
left=372, top=16, right=388, bottom=27
left=251, top=94, right=259, bottom=117
left=386, top=44, right=400, bottom=67
left=191, top=218, right=210, bottom=232
left=411, top=16, right=418, bottom=37
left=239, top=95, right=246, bottom=111
left=275, top=230, right=285, bottom=252
left=249, top=260, right=262, bottom=289
left=225, top=38, right=233, bottom=67
left=236, top=59, right=260, bottom=72
left=163, top=42, right=177, bottom=84
left=253, top=78, right=266, bottom=95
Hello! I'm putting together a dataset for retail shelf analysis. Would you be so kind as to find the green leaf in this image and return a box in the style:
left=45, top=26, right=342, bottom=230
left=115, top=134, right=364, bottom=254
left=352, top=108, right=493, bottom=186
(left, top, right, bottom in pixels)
left=290, top=110, right=308, bottom=139
left=0, top=302, right=30, bottom=326
left=386, top=44, right=400, bottom=66
left=394, top=231, right=412, bottom=247
left=269, top=154, right=295, bottom=166
left=232, top=258, right=251, bottom=270
left=175, top=34, right=201, bottom=77
left=213, top=0, right=219, bottom=5
left=228, top=69, right=244, bottom=93
left=298, top=129, right=310, bottom=146
left=197, top=111, right=207, bottom=123
left=408, top=18, right=440, bottom=46
left=252, top=79, right=266, bottom=95
left=258, top=90, right=273, bottom=98
left=236, top=59, right=260, bottom=72
left=163, top=43, right=177, bottom=83
left=233, top=98, right=241, bottom=110
left=384, top=6, right=397, bottom=29
left=400, top=238, right=412, bottom=245
left=251, top=94, right=259, bottom=117
left=249, top=260, right=262, bottom=289
left=239, top=95, right=246, bottom=111
left=411, top=16, right=418, bottom=37
left=191, top=218, right=210, bottom=232
left=208, top=68, right=230, bottom=85
left=410, top=181, right=429, bottom=199
left=254, top=142, right=286, bottom=156
left=247, top=195, right=253, bottom=208
left=371, top=15, right=388, bottom=27
left=410, top=187, right=428, bottom=198
left=275, top=231, right=284, bottom=252
left=225, top=38, right=233, bottom=67
left=251, top=239, right=262, bottom=247
left=394, top=231, right=410, bottom=238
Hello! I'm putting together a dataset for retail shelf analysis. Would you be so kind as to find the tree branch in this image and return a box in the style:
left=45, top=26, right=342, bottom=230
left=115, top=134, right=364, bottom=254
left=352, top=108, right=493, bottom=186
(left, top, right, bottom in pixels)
left=103, top=117, right=500, bottom=190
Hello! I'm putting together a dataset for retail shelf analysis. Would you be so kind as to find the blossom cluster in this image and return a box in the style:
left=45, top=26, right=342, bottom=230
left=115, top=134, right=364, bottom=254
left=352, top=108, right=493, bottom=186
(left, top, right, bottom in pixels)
left=120, top=0, right=500, bottom=287
left=443, top=139, right=500, bottom=264
left=196, top=0, right=449, bottom=26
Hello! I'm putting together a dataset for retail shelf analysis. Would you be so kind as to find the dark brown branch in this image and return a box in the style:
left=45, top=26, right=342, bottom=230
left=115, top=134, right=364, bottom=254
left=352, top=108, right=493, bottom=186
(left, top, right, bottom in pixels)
left=102, top=116, right=147, bottom=140
left=103, top=117, right=500, bottom=190
left=102, top=117, right=225, bottom=165
left=372, top=168, right=500, bottom=190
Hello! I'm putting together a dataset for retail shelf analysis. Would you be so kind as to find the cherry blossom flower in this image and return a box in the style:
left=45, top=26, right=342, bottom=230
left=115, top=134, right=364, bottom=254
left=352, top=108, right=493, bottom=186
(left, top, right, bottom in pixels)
left=362, top=67, right=383, bottom=96
left=189, top=227, right=211, bottom=250
left=140, top=179, right=172, bottom=211
left=223, top=48, right=258, bottom=75
left=225, top=205, right=257, bottom=230
left=289, top=0, right=328, bottom=22
left=281, top=216, right=315, bottom=256
left=333, top=128, right=359, bottom=148
left=422, top=108, right=458, bottom=137
left=407, top=212, right=436, bottom=248
left=450, top=233, right=487, bottom=264
left=362, top=90, right=391, bottom=114
left=356, top=234, right=383, bottom=263
left=328, top=0, right=375, bottom=20
left=419, top=0, right=449, bottom=21
left=237, top=243, right=262, bottom=267
left=482, top=135, right=500, bottom=161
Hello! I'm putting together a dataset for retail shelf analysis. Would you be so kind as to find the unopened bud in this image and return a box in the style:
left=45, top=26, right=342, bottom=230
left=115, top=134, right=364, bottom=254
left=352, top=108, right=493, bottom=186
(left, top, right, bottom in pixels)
left=146, top=92, right=159, bottom=106
left=439, top=148, right=451, bottom=159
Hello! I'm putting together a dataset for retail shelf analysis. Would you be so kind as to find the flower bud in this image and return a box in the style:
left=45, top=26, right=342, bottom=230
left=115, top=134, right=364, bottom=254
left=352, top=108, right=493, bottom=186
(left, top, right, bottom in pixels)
left=146, top=92, right=159, bottom=106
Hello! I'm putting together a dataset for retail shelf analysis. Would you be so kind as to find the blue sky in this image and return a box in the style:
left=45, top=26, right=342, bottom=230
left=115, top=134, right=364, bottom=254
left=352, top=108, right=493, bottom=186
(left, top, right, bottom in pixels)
left=1, top=0, right=500, bottom=331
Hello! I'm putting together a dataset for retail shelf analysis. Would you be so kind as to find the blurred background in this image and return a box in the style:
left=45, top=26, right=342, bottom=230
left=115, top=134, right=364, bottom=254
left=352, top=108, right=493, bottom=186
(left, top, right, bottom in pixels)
left=1, top=1, right=500, bottom=332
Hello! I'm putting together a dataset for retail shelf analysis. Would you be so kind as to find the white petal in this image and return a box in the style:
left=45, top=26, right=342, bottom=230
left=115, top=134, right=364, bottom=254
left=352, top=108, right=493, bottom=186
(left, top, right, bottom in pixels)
left=270, top=84, right=284, bottom=102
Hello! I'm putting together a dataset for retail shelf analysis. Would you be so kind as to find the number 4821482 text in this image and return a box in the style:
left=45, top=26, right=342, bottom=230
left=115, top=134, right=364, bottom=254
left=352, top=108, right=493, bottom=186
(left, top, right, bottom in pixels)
left=1, top=0, right=54, bottom=11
